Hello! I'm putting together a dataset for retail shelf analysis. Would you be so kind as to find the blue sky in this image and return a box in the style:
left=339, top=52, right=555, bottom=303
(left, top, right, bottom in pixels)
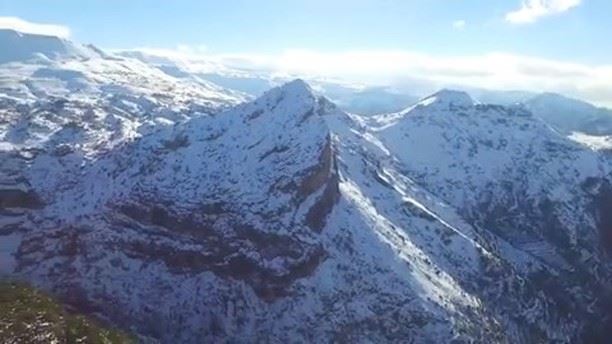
left=0, top=0, right=607, bottom=63
left=0, top=0, right=611, bottom=105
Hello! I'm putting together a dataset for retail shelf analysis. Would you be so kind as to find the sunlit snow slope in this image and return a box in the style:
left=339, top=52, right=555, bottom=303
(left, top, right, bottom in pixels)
left=2, top=30, right=612, bottom=343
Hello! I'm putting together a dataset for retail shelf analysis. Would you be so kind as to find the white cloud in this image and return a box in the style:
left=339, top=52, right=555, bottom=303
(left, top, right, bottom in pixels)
left=452, top=20, right=466, bottom=30
left=0, top=16, right=71, bottom=38
left=126, top=47, right=612, bottom=106
left=506, top=0, right=581, bottom=24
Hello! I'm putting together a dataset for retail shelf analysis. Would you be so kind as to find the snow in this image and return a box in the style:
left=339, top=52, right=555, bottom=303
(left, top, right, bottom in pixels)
left=0, top=29, right=96, bottom=64
left=525, top=92, right=612, bottom=135
left=568, top=131, right=612, bottom=150
left=417, top=89, right=475, bottom=109
left=117, top=49, right=421, bottom=115
left=2, top=29, right=612, bottom=343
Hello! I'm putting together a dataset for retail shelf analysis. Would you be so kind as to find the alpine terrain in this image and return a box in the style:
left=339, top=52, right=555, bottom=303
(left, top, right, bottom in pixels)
left=2, top=29, right=612, bottom=343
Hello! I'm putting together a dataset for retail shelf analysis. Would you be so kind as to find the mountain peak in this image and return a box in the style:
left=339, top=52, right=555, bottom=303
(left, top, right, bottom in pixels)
left=279, top=78, right=314, bottom=96
left=252, top=79, right=317, bottom=113
left=0, top=28, right=91, bottom=64
left=0, top=28, right=60, bottom=39
left=527, top=91, right=597, bottom=116
left=418, top=89, right=475, bottom=109
left=530, top=92, right=592, bottom=108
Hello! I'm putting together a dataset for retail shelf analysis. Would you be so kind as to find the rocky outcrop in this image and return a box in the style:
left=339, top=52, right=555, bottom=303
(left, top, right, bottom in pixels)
left=0, top=176, right=43, bottom=210
left=0, top=188, right=42, bottom=209
left=113, top=199, right=327, bottom=300
left=6, top=74, right=612, bottom=343
left=52, top=81, right=341, bottom=303
left=583, top=177, right=612, bottom=252
left=296, top=136, right=341, bottom=232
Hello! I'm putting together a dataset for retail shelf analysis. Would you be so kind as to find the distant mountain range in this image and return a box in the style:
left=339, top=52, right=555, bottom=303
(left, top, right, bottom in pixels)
left=119, top=49, right=612, bottom=137
left=2, top=29, right=612, bottom=343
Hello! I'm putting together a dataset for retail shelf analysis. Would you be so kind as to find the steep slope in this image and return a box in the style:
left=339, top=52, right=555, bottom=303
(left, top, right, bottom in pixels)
left=25, top=81, right=337, bottom=297
left=3, top=81, right=493, bottom=342
left=6, top=80, right=338, bottom=341
left=370, top=90, right=612, bottom=341
left=2, top=79, right=612, bottom=342
left=0, top=30, right=246, bottom=237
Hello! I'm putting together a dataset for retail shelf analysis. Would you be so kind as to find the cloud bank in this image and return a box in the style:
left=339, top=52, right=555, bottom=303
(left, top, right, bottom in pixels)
left=505, top=0, right=581, bottom=24
left=0, top=16, right=71, bottom=38
left=129, top=47, right=612, bottom=107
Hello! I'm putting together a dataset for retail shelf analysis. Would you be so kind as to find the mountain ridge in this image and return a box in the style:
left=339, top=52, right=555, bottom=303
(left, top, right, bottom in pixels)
left=2, top=31, right=612, bottom=342
left=0, top=28, right=99, bottom=64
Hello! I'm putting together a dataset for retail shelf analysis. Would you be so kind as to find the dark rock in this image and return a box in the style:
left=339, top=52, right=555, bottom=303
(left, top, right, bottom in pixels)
left=0, top=188, right=43, bottom=209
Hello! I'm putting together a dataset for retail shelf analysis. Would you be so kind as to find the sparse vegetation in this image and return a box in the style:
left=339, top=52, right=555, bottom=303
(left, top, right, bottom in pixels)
left=0, top=281, right=134, bottom=344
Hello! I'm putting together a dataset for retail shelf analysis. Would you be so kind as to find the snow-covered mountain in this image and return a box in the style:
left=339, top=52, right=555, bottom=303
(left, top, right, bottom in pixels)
left=0, top=29, right=246, bottom=206
left=117, top=49, right=419, bottom=115
left=117, top=49, right=612, bottom=137
left=524, top=92, right=612, bottom=136
left=2, top=30, right=612, bottom=343
left=466, top=88, right=537, bottom=107
left=0, top=29, right=96, bottom=64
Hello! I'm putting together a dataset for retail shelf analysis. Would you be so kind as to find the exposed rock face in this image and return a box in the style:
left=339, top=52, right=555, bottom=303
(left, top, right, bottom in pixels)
left=583, top=177, right=612, bottom=252
left=365, top=91, right=612, bottom=342
left=596, top=182, right=612, bottom=253
left=113, top=198, right=330, bottom=300
left=100, top=81, right=339, bottom=300
left=300, top=136, right=340, bottom=232
left=3, top=65, right=612, bottom=343
left=6, top=80, right=346, bottom=341
left=305, top=170, right=339, bottom=232
left=0, top=188, right=42, bottom=209
left=0, top=152, right=43, bottom=210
